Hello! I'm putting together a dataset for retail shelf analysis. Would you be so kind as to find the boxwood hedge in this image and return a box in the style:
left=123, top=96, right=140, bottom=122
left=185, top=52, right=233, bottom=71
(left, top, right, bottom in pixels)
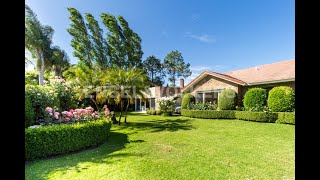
left=181, top=109, right=236, bottom=119
left=276, top=112, right=295, bottom=125
left=181, top=109, right=280, bottom=123
left=235, top=111, right=278, bottom=123
left=25, top=119, right=112, bottom=160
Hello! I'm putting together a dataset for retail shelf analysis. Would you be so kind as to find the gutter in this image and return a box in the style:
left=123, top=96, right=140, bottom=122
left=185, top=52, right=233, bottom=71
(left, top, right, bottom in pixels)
left=245, top=78, right=295, bottom=86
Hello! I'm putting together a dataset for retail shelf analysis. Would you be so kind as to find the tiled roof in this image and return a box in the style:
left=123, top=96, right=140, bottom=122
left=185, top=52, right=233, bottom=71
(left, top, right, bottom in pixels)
left=182, top=59, right=295, bottom=91
left=224, top=59, right=295, bottom=84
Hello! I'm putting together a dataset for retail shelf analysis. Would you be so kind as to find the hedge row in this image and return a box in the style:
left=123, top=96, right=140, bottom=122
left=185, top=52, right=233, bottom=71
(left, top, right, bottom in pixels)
left=235, top=111, right=278, bottom=123
left=276, top=112, right=295, bottom=125
left=25, top=119, right=112, bottom=160
left=146, top=110, right=162, bottom=115
left=181, top=109, right=236, bottom=119
left=181, top=109, right=294, bottom=124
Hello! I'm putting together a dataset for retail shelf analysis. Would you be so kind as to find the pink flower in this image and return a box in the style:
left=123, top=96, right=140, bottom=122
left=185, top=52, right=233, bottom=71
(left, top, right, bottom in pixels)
left=69, top=109, right=74, bottom=113
left=67, top=112, right=73, bottom=117
left=45, top=107, right=53, bottom=113
left=92, top=113, right=96, bottom=117
left=62, top=111, right=69, bottom=115
left=65, top=117, right=70, bottom=121
left=86, top=107, right=94, bottom=112
left=53, top=112, right=60, bottom=119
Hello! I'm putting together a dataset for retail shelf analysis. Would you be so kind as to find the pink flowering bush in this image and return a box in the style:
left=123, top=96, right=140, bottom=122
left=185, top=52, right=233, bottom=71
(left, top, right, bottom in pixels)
left=39, top=106, right=110, bottom=126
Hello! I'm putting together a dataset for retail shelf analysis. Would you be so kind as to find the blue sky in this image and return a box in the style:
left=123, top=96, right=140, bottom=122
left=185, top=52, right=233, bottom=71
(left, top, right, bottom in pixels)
left=25, top=0, right=294, bottom=85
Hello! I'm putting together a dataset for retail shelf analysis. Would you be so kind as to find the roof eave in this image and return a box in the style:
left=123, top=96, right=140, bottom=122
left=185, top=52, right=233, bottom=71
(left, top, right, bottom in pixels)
left=245, top=78, right=295, bottom=86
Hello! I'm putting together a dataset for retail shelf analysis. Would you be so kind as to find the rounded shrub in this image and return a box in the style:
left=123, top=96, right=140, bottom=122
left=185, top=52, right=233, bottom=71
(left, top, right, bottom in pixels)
left=146, top=110, right=150, bottom=115
left=25, top=119, right=111, bottom=160
left=243, top=88, right=267, bottom=111
left=218, top=89, right=237, bottom=110
left=268, top=86, right=295, bottom=112
left=25, top=95, right=35, bottom=128
left=151, top=110, right=157, bottom=115
left=156, top=110, right=163, bottom=115
left=181, top=93, right=195, bottom=109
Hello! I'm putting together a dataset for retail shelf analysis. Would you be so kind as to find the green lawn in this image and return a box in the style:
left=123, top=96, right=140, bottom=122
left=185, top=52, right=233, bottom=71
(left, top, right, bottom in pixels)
left=25, top=113, right=295, bottom=179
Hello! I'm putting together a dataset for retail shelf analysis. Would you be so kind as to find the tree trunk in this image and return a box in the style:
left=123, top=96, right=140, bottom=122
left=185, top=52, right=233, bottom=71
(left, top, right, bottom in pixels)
left=118, top=99, right=123, bottom=125
left=91, top=97, right=100, bottom=112
left=38, top=49, right=45, bottom=85
left=124, top=99, right=130, bottom=123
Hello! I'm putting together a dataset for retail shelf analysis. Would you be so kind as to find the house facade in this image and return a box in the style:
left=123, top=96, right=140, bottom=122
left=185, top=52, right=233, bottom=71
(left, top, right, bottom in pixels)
left=181, top=59, right=295, bottom=106
left=134, top=84, right=183, bottom=111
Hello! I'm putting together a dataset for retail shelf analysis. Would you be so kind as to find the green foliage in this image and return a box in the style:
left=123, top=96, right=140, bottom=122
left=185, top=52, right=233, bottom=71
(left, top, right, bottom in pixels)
left=181, top=110, right=279, bottom=123
left=25, top=4, right=55, bottom=85
left=25, top=95, right=36, bottom=128
left=67, top=8, right=94, bottom=68
left=25, top=84, right=56, bottom=120
left=25, top=119, right=111, bottom=160
left=156, top=110, right=163, bottom=115
left=157, top=97, right=176, bottom=116
left=102, top=68, right=150, bottom=123
left=143, top=55, right=164, bottom=86
left=85, top=13, right=109, bottom=69
left=243, top=88, right=267, bottom=111
left=163, top=50, right=192, bottom=86
left=276, top=112, right=295, bottom=125
left=235, top=111, right=278, bottom=123
left=151, top=110, right=156, bottom=115
left=45, top=46, right=70, bottom=76
left=187, top=103, right=217, bottom=110
left=101, top=13, right=143, bottom=69
left=50, top=83, right=77, bottom=111
left=218, top=89, right=237, bottom=110
left=25, top=71, right=39, bottom=85
left=181, top=109, right=236, bottom=119
left=268, top=86, right=295, bottom=112
left=181, top=93, right=195, bottom=109
left=146, top=110, right=150, bottom=115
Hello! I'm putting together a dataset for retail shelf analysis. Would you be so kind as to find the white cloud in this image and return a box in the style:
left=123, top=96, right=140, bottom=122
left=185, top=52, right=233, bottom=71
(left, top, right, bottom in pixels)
left=185, top=32, right=216, bottom=43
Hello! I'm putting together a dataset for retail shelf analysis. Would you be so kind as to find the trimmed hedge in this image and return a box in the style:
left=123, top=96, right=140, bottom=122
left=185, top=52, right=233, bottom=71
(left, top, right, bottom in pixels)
left=268, top=86, right=295, bottom=112
left=243, top=88, right=267, bottom=111
left=25, top=119, right=111, bottom=160
left=235, top=111, right=278, bottom=123
left=181, top=109, right=236, bottom=119
left=181, top=109, right=280, bottom=123
left=218, top=89, right=237, bottom=110
left=181, top=93, right=195, bottom=109
left=25, top=95, right=35, bottom=128
left=276, top=112, right=295, bottom=125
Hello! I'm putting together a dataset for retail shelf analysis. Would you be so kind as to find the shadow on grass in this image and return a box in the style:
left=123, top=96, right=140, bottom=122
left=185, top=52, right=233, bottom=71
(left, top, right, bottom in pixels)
left=115, top=118, right=195, bottom=133
left=25, top=131, right=144, bottom=180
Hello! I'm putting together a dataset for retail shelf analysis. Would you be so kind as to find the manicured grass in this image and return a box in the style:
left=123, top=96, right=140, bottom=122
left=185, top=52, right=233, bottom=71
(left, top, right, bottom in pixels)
left=25, top=113, right=295, bottom=179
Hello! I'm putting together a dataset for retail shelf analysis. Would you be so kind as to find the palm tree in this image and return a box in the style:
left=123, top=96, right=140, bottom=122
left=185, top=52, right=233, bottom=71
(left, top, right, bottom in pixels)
left=25, top=4, right=54, bottom=85
left=102, top=68, right=150, bottom=124
left=63, top=63, right=105, bottom=111
left=46, top=46, right=70, bottom=77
